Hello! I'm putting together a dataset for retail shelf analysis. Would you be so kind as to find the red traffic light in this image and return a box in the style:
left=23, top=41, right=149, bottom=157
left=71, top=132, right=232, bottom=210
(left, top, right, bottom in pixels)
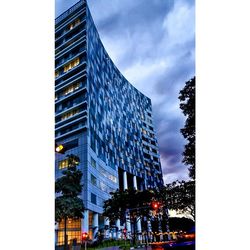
left=123, top=228, right=127, bottom=234
left=151, top=201, right=161, bottom=210
left=82, top=232, right=88, bottom=240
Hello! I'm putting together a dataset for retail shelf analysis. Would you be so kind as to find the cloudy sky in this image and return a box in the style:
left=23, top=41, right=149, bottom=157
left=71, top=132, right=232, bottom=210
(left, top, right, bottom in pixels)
left=55, top=0, right=195, bottom=184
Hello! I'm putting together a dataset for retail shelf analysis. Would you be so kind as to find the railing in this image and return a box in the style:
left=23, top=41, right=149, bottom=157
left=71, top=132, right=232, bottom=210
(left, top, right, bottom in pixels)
left=55, top=0, right=85, bottom=25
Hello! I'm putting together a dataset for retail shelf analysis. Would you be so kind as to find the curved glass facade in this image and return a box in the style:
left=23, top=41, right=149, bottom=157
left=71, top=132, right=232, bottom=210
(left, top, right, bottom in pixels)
left=55, top=0, right=164, bottom=244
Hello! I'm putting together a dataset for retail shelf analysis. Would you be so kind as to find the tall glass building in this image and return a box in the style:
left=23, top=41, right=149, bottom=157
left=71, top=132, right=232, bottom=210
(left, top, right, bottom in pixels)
left=55, top=0, right=164, bottom=246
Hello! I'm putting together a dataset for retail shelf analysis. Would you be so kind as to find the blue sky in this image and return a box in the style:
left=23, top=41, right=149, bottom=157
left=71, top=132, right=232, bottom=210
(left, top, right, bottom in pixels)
left=55, top=0, right=195, bottom=184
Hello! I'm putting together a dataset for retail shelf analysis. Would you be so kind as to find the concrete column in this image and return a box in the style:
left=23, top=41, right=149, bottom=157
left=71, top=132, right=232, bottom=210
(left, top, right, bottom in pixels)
left=158, top=228, right=163, bottom=241
left=147, top=220, right=153, bottom=242
left=123, top=171, right=128, bottom=190
left=92, top=213, right=99, bottom=240
left=133, top=175, right=142, bottom=242
left=137, top=219, right=142, bottom=242
left=133, top=175, right=138, bottom=190
left=81, top=210, right=89, bottom=233
left=125, top=210, right=131, bottom=239
left=123, top=171, right=130, bottom=239
left=104, top=217, right=110, bottom=239
left=116, top=219, right=121, bottom=239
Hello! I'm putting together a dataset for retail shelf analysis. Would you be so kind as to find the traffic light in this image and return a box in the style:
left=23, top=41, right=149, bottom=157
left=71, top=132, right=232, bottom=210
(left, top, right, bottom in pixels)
left=151, top=201, right=161, bottom=210
left=82, top=232, right=88, bottom=241
left=123, top=228, right=127, bottom=235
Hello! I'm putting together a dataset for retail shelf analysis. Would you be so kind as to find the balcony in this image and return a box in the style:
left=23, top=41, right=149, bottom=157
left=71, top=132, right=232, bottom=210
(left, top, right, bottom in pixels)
left=55, top=85, right=87, bottom=105
left=55, top=100, right=87, bottom=117
left=55, top=112, right=88, bottom=131
left=55, top=73, right=87, bottom=92
left=55, top=123, right=88, bottom=141
left=55, top=18, right=86, bottom=43
left=55, top=0, right=85, bottom=27
left=55, top=50, right=86, bottom=71
left=55, top=37, right=86, bottom=61
left=55, top=61, right=87, bottom=86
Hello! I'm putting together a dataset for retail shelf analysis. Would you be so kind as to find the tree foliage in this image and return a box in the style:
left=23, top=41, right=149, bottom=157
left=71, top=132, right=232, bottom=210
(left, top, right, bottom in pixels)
left=103, top=188, right=158, bottom=244
left=55, top=154, right=84, bottom=221
left=179, top=77, right=195, bottom=179
left=55, top=154, right=84, bottom=248
left=103, top=188, right=155, bottom=224
left=165, top=180, right=195, bottom=220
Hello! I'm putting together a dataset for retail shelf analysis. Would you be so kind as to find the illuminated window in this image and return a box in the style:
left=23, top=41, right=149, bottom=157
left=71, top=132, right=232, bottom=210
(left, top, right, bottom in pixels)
left=58, top=154, right=79, bottom=169
left=68, top=18, right=81, bottom=30
left=57, top=218, right=81, bottom=245
left=61, top=109, right=80, bottom=121
left=58, top=218, right=81, bottom=229
left=64, top=58, right=80, bottom=73
left=59, top=159, right=69, bottom=169
left=63, top=82, right=80, bottom=96
left=55, top=71, right=59, bottom=78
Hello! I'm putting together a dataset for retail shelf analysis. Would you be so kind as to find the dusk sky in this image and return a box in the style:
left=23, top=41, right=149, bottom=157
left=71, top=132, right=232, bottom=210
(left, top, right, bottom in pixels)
left=55, top=0, right=195, bottom=184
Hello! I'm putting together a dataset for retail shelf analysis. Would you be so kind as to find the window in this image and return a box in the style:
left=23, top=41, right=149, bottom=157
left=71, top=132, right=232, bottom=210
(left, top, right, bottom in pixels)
left=100, top=182, right=115, bottom=194
left=147, top=118, right=152, bottom=124
left=91, top=193, right=97, bottom=205
left=152, top=149, right=157, bottom=154
left=91, top=174, right=97, bottom=186
left=99, top=166, right=117, bottom=183
left=59, top=159, right=69, bottom=169
left=55, top=71, right=59, bottom=78
left=61, top=109, right=80, bottom=121
left=58, top=218, right=81, bottom=229
left=64, top=58, right=80, bottom=73
left=57, top=220, right=81, bottom=246
left=68, top=18, right=81, bottom=30
left=90, top=157, right=96, bottom=168
left=63, top=82, right=80, bottom=96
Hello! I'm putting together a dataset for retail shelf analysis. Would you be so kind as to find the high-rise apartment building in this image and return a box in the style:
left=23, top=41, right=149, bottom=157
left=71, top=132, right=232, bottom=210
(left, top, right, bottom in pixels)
left=55, top=0, right=164, bottom=246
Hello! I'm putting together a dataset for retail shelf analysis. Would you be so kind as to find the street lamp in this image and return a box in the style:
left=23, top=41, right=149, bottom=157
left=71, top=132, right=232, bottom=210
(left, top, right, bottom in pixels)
left=55, top=144, right=65, bottom=153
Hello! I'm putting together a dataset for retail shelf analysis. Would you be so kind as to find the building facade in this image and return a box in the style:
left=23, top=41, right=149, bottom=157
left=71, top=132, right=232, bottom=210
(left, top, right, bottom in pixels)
left=55, top=0, right=164, bottom=246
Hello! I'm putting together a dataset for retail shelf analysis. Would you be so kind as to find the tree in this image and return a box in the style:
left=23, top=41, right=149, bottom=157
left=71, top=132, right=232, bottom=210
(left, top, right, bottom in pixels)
left=179, top=77, right=195, bottom=179
left=55, top=154, right=85, bottom=250
left=103, top=189, right=156, bottom=245
left=165, top=180, right=195, bottom=220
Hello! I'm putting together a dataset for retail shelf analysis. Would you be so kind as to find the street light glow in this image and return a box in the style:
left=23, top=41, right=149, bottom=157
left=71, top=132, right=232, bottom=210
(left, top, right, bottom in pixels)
left=56, top=144, right=64, bottom=152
